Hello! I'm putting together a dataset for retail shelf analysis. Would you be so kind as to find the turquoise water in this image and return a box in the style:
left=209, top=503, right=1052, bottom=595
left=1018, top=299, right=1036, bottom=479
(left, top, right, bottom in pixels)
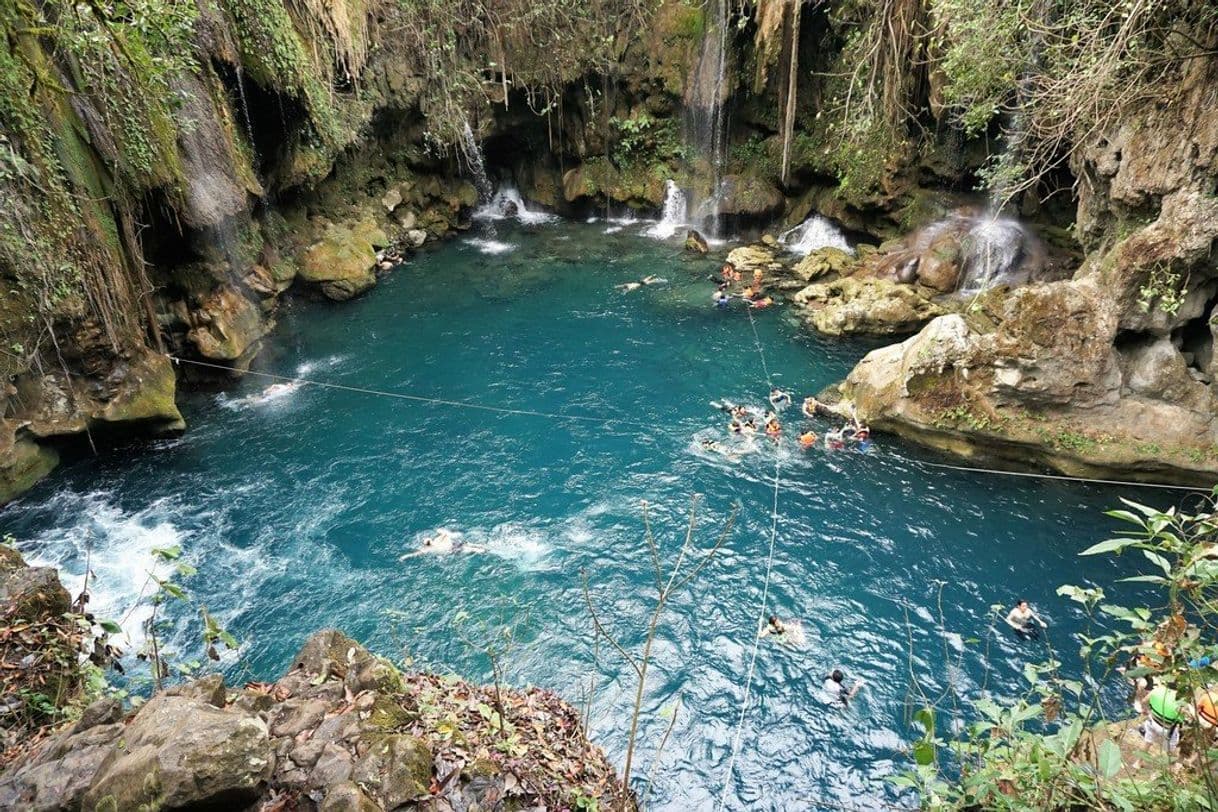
left=4, top=220, right=1180, bottom=808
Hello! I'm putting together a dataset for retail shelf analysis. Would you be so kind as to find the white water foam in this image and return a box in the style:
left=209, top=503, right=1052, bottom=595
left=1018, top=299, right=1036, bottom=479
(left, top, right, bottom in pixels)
left=16, top=492, right=183, bottom=651
left=780, top=214, right=853, bottom=256
left=472, top=187, right=559, bottom=225
left=644, top=180, right=688, bottom=240
left=466, top=237, right=516, bottom=255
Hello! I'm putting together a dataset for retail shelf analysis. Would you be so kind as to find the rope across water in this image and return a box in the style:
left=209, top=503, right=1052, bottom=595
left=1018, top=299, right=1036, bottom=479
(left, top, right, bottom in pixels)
left=715, top=304, right=784, bottom=810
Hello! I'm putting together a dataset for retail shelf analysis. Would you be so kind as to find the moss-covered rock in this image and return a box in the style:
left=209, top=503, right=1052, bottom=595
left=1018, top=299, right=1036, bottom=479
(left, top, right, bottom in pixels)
left=98, top=354, right=185, bottom=433
left=0, top=434, right=58, bottom=507
left=299, top=220, right=385, bottom=301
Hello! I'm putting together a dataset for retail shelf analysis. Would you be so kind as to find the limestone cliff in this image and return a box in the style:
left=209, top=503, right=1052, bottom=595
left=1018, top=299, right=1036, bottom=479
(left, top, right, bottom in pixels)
left=839, top=52, right=1218, bottom=484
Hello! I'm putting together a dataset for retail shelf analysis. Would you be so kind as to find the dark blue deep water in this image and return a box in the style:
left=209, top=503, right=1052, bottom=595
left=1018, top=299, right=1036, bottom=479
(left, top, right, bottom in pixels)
left=4, top=221, right=1184, bottom=809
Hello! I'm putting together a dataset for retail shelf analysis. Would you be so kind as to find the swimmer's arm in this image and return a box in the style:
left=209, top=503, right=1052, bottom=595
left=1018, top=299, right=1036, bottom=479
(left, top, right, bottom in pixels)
left=1004, top=610, right=1024, bottom=630
left=1031, top=609, right=1048, bottom=627
left=847, top=680, right=864, bottom=699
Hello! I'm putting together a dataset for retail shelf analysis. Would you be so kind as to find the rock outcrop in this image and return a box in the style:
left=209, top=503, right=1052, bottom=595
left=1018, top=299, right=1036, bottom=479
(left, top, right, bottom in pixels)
left=0, top=628, right=633, bottom=812
left=834, top=53, right=1218, bottom=484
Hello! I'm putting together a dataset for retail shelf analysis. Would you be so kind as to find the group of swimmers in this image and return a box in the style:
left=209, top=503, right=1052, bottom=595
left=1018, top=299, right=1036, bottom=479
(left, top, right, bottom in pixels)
left=712, top=263, right=774, bottom=310
left=709, top=390, right=872, bottom=453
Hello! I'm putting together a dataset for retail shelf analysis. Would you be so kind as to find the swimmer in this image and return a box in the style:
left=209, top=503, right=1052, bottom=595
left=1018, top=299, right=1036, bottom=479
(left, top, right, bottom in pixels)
left=741, top=419, right=758, bottom=435
left=617, top=275, right=666, bottom=293
left=799, top=431, right=818, bottom=449
left=256, top=381, right=301, bottom=400
left=765, top=418, right=782, bottom=438
left=729, top=418, right=744, bottom=434
left=822, top=669, right=865, bottom=707
left=641, top=275, right=666, bottom=285
left=701, top=439, right=721, bottom=452
left=400, top=528, right=486, bottom=559
left=742, top=286, right=756, bottom=300
left=752, top=268, right=764, bottom=287
left=749, top=296, right=774, bottom=309
left=759, top=615, right=787, bottom=638
left=721, top=263, right=740, bottom=283
left=769, top=388, right=792, bottom=410
left=732, top=405, right=751, bottom=420
left=1006, top=599, right=1047, bottom=640
left=713, top=289, right=730, bottom=308
left=802, top=396, right=819, bottom=418
left=825, top=428, right=845, bottom=451
left=616, top=281, right=643, bottom=293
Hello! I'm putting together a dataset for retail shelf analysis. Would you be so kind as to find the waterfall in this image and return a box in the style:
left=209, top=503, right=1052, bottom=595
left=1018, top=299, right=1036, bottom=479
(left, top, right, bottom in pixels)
left=780, top=214, right=852, bottom=256
left=234, top=65, right=257, bottom=163
left=957, top=216, right=1029, bottom=294
left=472, top=186, right=559, bottom=225
left=685, top=0, right=730, bottom=236
left=644, top=181, right=687, bottom=239
left=460, top=122, right=494, bottom=203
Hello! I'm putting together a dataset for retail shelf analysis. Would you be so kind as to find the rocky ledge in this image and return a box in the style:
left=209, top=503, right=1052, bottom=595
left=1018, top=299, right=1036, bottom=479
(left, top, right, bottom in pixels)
left=0, top=553, right=630, bottom=812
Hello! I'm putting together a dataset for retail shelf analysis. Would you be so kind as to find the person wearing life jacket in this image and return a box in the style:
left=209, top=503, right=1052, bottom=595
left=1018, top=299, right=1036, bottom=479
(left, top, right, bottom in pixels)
left=799, top=431, right=818, bottom=449
left=749, top=295, right=774, bottom=309
left=765, top=418, right=782, bottom=438
left=802, top=396, right=819, bottom=418
left=1141, top=684, right=1185, bottom=750
left=1196, top=686, right=1218, bottom=729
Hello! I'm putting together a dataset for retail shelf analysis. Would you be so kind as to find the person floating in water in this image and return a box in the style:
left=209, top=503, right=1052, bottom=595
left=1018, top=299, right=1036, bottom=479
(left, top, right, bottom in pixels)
left=749, top=295, right=774, bottom=309
left=822, top=669, right=865, bottom=707
left=400, top=528, right=487, bottom=559
left=799, top=431, right=818, bottom=449
left=759, top=615, right=806, bottom=645
left=741, top=418, right=758, bottom=435
left=713, top=289, right=730, bottom=308
left=722, top=263, right=741, bottom=283
left=801, top=396, right=819, bottom=418
left=769, top=388, right=792, bottom=410
left=616, top=275, right=666, bottom=293
left=1006, top=599, right=1047, bottom=639
left=765, top=417, right=782, bottom=438
left=825, top=427, right=845, bottom=450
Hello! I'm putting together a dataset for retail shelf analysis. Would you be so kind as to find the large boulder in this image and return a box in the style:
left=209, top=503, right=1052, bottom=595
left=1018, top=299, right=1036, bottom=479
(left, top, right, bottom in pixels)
left=792, top=246, right=854, bottom=283
left=794, top=277, right=944, bottom=336
left=351, top=734, right=432, bottom=809
left=300, top=219, right=387, bottom=301
left=97, top=353, right=185, bottom=433
left=0, top=429, right=57, bottom=507
left=725, top=244, right=784, bottom=277
left=82, top=689, right=273, bottom=810
left=0, top=721, right=124, bottom=811
left=186, top=284, right=269, bottom=361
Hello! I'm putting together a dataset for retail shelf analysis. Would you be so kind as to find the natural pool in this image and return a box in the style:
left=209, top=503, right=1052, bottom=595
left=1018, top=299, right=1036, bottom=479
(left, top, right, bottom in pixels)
left=4, top=219, right=1182, bottom=808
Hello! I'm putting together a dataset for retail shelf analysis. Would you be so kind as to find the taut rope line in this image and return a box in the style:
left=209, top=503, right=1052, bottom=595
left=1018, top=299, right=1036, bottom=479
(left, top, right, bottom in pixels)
left=716, top=304, right=784, bottom=809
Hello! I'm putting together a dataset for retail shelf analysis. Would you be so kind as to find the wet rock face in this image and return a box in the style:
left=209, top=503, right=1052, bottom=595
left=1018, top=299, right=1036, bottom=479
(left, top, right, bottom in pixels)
left=0, top=628, right=632, bottom=812
left=870, top=210, right=1050, bottom=295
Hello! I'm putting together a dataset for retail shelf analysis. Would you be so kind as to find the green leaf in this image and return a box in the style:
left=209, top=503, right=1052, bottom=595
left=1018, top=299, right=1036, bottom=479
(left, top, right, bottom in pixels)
left=1010, top=702, right=1043, bottom=725
left=1142, top=550, right=1171, bottom=576
left=913, top=707, right=935, bottom=734
left=175, top=562, right=197, bottom=577
left=1080, top=537, right=1139, bottom=556
left=99, top=619, right=123, bottom=634
left=912, top=739, right=936, bottom=766
left=151, top=545, right=182, bottom=561
left=160, top=582, right=186, bottom=600
left=1098, top=738, right=1121, bottom=778
left=1104, top=509, right=1145, bottom=526
left=219, top=630, right=239, bottom=649
left=1118, top=575, right=1168, bottom=584
left=1119, top=497, right=1161, bottom=519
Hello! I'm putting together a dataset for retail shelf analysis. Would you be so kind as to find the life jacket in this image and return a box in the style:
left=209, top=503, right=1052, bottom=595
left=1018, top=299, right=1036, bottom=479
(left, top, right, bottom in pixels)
left=1196, top=688, right=1218, bottom=728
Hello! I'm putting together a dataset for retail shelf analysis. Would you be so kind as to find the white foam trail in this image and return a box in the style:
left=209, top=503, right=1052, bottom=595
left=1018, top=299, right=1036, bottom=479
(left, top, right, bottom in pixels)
left=16, top=492, right=183, bottom=651
left=644, top=180, right=688, bottom=240
left=780, top=214, right=853, bottom=256
left=466, top=237, right=516, bottom=255
left=472, top=187, right=559, bottom=225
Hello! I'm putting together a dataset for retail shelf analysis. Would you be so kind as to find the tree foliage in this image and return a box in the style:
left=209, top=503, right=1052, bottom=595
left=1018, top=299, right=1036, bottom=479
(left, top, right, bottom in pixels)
left=902, top=493, right=1218, bottom=809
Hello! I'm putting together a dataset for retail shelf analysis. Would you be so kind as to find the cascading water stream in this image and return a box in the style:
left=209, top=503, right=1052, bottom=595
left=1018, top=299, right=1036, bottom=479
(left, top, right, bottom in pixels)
left=644, top=180, right=688, bottom=239
left=234, top=65, right=258, bottom=165
left=779, top=214, right=852, bottom=256
left=460, top=122, right=495, bottom=204
left=685, top=0, right=730, bottom=237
